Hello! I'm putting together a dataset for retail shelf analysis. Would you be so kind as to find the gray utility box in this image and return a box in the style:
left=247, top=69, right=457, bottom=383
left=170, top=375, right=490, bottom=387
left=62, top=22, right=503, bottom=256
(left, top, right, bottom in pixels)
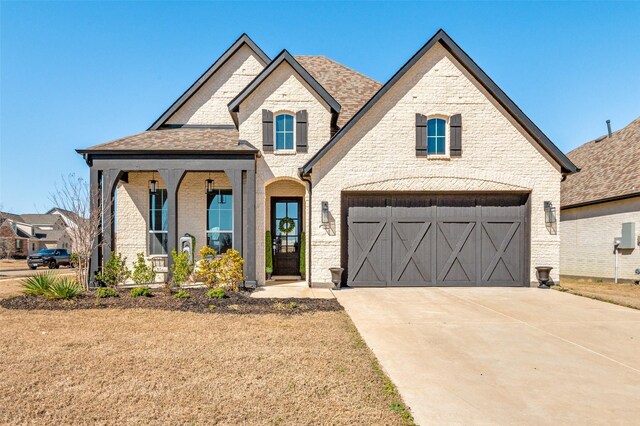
left=620, top=222, right=636, bottom=250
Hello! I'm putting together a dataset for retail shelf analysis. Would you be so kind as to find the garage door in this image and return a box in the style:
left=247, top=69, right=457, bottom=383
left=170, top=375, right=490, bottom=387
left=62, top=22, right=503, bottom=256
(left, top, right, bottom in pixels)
left=343, top=193, right=529, bottom=287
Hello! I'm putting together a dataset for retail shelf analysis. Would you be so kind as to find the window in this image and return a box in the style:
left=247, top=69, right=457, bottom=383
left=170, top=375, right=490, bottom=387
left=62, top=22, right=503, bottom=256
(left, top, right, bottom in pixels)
left=149, top=189, right=168, bottom=255
left=207, top=189, right=233, bottom=254
left=427, top=118, right=447, bottom=155
left=275, top=113, right=294, bottom=151
left=15, top=239, right=22, bottom=250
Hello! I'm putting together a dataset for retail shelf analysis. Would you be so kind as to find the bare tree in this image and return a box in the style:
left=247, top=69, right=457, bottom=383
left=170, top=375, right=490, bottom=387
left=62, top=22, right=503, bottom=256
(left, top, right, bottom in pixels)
left=51, top=173, right=111, bottom=289
left=0, top=207, right=17, bottom=260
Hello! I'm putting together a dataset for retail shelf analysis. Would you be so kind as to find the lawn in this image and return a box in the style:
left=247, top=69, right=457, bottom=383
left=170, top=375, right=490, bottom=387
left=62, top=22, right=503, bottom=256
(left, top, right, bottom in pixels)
left=556, top=278, right=640, bottom=310
left=0, top=294, right=413, bottom=424
left=0, top=259, right=28, bottom=272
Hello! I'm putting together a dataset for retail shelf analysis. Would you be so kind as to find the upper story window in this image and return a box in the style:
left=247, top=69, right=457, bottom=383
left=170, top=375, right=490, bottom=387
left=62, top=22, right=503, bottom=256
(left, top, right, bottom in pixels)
left=427, top=118, right=447, bottom=155
left=275, top=113, right=295, bottom=151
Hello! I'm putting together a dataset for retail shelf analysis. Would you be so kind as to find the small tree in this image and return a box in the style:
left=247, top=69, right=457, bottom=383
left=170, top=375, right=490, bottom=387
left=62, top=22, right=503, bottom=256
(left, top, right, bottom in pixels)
left=170, top=249, right=193, bottom=288
left=196, top=246, right=220, bottom=287
left=50, top=174, right=112, bottom=289
left=218, top=249, right=244, bottom=291
left=97, top=252, right=130, bottom=287
left=132, top=253, right=156, bottom=285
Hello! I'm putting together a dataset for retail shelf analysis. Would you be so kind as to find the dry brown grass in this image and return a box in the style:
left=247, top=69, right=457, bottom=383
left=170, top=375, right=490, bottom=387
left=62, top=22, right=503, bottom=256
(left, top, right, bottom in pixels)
left=0, top=259, right=27, bottom=272
left=556, top=278, right=640, bottom=310
left=0, top=278, right=23, bottom=300
left=0, top=307, right=413, bottom=425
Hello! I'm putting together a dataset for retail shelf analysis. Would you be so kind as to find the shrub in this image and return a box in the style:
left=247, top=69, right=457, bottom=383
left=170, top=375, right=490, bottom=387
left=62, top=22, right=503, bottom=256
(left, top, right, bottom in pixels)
left=206, top=287, right=226, bottom=299
left=265, top=231, right=273, bottom=275
left=45, top=277, right=82, bottom=300
left=174, top=289, right=191, bottom=299
left=96, top=287, right=119, bottom=298
left=218, top=249, right=244, bottom=292
left=170, top=249, right=193, bottom=287
left=130, top=286, right=152, bottom=298
left=196, top=246, right=220, bottom=287
left=97, top=252, right=131, bottom=287
left=132, top=253, right=156, bottom=285
left=22, top=272, right=56, bottom=296
left=299, top=231, right=306, bottom=275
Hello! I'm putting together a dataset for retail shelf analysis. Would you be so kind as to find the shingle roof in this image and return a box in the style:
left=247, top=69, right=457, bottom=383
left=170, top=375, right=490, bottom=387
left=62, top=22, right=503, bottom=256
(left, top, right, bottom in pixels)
left=78, top=128, right=257, bottom=153
left=0, top=212, right=24, bottom=223
left=561, top=116, right=640, bottom=208
left=295, top=56, right=382, bottom=128
left=19, top=214, right=61, bottom=226
left=34, top=229, right=67, bottom=241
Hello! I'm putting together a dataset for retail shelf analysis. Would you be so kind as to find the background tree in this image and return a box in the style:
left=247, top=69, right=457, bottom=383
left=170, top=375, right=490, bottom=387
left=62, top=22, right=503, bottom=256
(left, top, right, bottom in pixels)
left=50, top=173, right=111, bottom=289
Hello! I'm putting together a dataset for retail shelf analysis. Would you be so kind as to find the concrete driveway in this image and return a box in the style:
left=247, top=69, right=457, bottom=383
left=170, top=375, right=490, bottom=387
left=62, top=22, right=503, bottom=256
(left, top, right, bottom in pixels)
left=334, top=287, right=640, bottom=425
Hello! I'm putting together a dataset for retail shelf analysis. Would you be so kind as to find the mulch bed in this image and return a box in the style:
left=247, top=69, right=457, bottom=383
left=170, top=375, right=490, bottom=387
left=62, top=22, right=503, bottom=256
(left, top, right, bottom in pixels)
left=0, top=288, right=342, bottom=315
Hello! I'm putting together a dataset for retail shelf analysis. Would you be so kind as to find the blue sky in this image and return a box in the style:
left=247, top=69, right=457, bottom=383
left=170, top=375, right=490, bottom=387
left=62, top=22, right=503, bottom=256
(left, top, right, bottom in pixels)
left=1, top=1, right=639, bottom=213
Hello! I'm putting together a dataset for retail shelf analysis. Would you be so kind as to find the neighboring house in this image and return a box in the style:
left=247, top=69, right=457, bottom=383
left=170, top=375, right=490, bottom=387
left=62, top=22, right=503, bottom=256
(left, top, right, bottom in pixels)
left=561, top=117, right=640, bottom=282
left=77, top=30, right=577, bottom=287
left=0, top=212, right=73, bottom=258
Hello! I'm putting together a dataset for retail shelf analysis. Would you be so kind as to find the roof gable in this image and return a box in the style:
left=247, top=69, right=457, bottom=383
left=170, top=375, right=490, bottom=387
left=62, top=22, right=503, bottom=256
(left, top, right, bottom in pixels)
left=149, top=34, right=270, bottom=130
left=228, top=50, right=341, bottom=125
left=301, top=29, right=578, bottom=175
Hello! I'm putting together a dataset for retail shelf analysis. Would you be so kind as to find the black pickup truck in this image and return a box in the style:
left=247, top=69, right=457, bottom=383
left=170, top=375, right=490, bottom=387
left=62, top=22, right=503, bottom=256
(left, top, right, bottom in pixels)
left=27, top=249, right=72, bottom=270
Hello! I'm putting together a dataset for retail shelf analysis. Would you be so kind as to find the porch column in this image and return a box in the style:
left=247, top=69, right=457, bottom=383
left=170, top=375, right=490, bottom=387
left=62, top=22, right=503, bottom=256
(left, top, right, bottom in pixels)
left=102, top=168, right=122, bottom=266
left=245, top=166, right=256, bottom=286
left=159, top=168, right=186, bottom=281
left=89, top=167, right=102, bottom=286
left=224, top=169, right=243, bottom=257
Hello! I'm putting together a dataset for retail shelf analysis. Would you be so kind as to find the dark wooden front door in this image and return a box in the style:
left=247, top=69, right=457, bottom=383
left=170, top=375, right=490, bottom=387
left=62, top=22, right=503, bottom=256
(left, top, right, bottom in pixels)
left=271, top=197, right=302, bottom=276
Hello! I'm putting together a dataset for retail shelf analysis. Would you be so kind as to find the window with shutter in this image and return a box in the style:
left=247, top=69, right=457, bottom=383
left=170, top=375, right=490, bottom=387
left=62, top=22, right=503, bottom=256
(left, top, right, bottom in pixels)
left=262, top=109, right=274, bottom=152
left=415, top=113, right=427, bottom=156
left=296, top=110, right=308, bottom=153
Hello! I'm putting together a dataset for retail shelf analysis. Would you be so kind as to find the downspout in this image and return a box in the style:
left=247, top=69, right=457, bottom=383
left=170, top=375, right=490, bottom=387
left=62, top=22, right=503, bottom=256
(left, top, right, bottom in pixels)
left=299, top=168, right=312, bottom=287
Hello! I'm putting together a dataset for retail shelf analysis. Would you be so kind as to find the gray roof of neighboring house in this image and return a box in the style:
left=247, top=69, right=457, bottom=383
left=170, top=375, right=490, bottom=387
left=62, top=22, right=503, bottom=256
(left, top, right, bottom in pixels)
left=34, top=229, right=67, bottom=242
left=561, top=116, right=640, bottom=208
left=19, top=214, right=61, bottom=226
left=77, top=128, right=257, bottom=154
left=0, top=212, right=24, bottom=223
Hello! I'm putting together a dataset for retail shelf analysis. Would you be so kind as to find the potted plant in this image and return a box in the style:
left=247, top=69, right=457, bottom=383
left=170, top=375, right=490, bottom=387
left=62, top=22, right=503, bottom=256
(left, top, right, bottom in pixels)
left=265, top=230, right=273, bottom=280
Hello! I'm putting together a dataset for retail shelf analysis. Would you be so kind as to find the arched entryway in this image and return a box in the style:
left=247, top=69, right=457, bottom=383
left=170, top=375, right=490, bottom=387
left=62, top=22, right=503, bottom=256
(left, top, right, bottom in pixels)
left=264, top=178, right=307, bottom=279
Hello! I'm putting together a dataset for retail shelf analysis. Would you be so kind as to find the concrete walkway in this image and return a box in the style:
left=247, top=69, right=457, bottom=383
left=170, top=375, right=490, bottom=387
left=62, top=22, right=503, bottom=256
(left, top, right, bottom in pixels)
left=334, top=287, right=640, bottom=425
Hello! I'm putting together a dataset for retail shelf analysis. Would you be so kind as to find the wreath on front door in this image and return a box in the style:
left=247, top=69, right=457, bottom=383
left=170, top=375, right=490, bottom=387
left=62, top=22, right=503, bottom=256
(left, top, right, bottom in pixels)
left=278, top=217, right=295, bottom=234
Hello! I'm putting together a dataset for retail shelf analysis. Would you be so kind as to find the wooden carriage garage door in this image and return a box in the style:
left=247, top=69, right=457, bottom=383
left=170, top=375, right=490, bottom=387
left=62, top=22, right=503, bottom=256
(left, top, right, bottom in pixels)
left=343, top=193, right=529, bottom=287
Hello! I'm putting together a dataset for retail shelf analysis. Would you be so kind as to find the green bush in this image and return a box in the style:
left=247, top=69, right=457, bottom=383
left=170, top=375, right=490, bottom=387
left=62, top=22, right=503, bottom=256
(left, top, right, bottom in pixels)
left=132, top=253, right=156, bottom=285
left=170, top=249, right=193, bottom=287
left=174, top=289, right=191, bottom=299
left=45, top=277, right=82, bottom=300
left=97, top=252, right=131, bottom=287
left=96, top=287, right=119, bottom=298
left=265, top=231, right=273, bottom=274
left=130, top=286, right=152, bottom=298
left=22, top=272, right=56, bottom=296
left=206, top=288, right=226, bottom=299
left=299, top=231, right=306, bottom=275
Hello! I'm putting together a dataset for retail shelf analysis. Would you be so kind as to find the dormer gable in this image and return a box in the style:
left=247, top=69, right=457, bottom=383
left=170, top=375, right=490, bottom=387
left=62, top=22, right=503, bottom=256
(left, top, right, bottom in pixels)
left=149, top=34, right=270, bottom=130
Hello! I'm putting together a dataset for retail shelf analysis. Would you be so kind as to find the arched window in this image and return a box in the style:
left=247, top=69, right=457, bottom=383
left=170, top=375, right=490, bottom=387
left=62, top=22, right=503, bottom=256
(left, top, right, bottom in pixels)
left=427, top=118, right=446, bottom=155
left=275, top=113, right=295, bottom=151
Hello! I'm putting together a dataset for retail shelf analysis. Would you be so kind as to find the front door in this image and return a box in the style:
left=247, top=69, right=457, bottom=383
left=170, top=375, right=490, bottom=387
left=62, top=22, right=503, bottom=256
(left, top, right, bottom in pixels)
left=271, top=197, right=302, bottom=276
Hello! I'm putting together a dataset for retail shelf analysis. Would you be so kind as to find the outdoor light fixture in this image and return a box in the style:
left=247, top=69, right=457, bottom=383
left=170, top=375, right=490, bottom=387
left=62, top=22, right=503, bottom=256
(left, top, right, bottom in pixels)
left=149, top=172, right=157, bottom=194
left=206, top=173, right=215, bottom=195
left=321, top=201, right=329, bottom=224
left=544, top=201, right=556, bottom=226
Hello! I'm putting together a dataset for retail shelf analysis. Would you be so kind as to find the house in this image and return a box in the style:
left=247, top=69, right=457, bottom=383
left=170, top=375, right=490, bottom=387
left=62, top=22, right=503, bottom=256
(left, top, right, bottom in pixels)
left=561, top=117, right=640, bottom=282
left=0, top=212, right=73, bottom=258
left=77, top=30, right=577, bottom=287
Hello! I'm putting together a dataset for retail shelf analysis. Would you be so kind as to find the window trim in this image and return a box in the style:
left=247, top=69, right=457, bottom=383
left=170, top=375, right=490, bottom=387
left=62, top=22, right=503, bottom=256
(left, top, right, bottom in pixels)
left=426, top=115, right=450, bottom=159
left=206, top=187, right=234, bottom=254
left=273, top=111, right=296, bottom=153
left=148, top=188, right=169, bottom=257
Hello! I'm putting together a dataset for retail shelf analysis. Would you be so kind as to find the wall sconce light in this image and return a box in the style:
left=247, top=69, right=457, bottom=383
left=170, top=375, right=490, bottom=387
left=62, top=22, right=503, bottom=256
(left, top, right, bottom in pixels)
left=149, top=172, right=157, bottom=194
left=321, top=201, right=329, bottom=225
left=206, top=173, right=215, bottom=195
left=544, top=201, right=556, bottom=226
